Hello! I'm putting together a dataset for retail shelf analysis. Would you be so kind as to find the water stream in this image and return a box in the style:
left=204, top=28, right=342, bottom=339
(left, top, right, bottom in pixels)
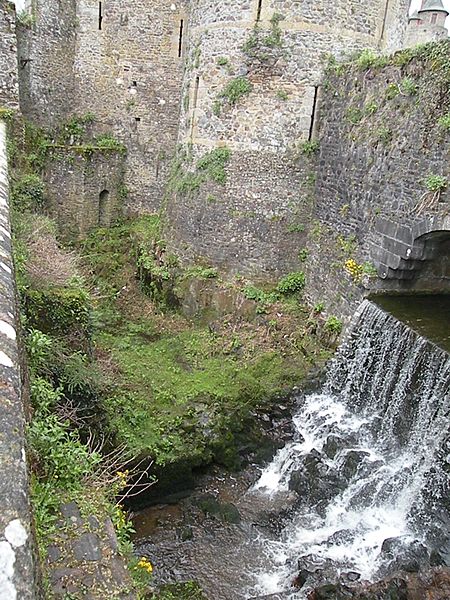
left=135, top=298, right=450, bottom=599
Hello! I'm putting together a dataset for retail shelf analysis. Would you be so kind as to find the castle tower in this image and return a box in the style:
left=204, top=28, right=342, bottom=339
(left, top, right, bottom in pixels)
left=166, top=0, right=411, bottom=277
left=17, top=0, right=189, bottom=212
left=405, top=0, right=449, bottom=46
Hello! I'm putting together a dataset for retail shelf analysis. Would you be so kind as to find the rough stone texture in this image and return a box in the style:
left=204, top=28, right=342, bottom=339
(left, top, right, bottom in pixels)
left=167, top=0, right=410, bottom=277
left=48, top=503, right=133, bottom=599
left=0, top=122, right=39, bottom=599
left=44, top=147, right=126, bottom=238
left=18, top=0, right=189, bottom=212
left=16, top=0, right=77, bottom=126
left=0, top=0, right=19, bottom=109
left=305, top=54, right=450, bottom=317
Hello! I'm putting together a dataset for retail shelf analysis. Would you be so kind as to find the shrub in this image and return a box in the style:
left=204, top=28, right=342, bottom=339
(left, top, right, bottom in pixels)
left=298, top=140, right=319, bottom=157
left=438, top=113, right=450, bottom=130
left=219, top=77, right=252, bottom=106
left=424, top=174, right=448, bottom=192
left=277, top=272, right=306, bottom=295
left=346, top=107, right=363, bottom=124
left=400, top=77, right=417, bottom=96
left=324, top=316, right=343, bottom=334
left=197, top=147, right=231, bottom=184
left=12, top=174, right=45, bottom=211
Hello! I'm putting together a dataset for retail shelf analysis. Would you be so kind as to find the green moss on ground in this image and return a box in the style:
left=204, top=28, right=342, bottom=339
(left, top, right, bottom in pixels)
left=81, top=217, right=329, bottom=470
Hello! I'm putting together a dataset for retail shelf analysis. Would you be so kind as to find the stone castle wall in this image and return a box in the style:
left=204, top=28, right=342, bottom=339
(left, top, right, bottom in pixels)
left=166, top=0, right=410, bottom=278
left=44, top=147, right=126, bottom=239
left=16, top=0, right=77, bottom=126
left=0, top=0, right=19, bottom=109
left=18, top=0, right=188, bottom=212
left=304, top=49, right=450, bottom=317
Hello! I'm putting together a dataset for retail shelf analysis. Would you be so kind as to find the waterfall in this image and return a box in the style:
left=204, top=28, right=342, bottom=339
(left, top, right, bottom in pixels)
left=249, top=299, right=450, bottom=598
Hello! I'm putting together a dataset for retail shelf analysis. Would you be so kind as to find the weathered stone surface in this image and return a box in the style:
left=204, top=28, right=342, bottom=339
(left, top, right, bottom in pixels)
left=0, top=119, right=39, bottom=598
left=72, top=533, right=102, bottom=562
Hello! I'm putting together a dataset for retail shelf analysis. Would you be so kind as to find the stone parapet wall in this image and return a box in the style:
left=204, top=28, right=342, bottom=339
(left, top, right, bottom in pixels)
left=0, top=0, right=19, bottom=109
left=0, top=121, right=39, bottom=599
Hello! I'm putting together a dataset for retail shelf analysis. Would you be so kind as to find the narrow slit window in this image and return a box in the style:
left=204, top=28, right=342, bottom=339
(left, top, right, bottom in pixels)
left=256, top=0, right=263, bottom=22
left=308, top=86, right=320, bottom=142
left=178, top=19, right=184, bottom=58
left=193, top=76, right=200, bottom=110
left=98, top=1, right=103, bottom=30
left=431, top=13, right=437, bottom=24
left=191, top=76, right=200, bottom=139
left=135, top=117, right=141, bottom=122
left=379, top=0, right=390, bottom=41
left=99, top=190, right=109, bottom=226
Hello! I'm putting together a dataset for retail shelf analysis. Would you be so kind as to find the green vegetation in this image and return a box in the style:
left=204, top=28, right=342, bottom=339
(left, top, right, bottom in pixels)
left=169, top=147, right=232, bottom=193
left=276, top=90, right=289, bottom=101
left=151, top=582, right=207, bottom=600
left=277, top=272, right=306, bottom=295
left=376, top=126, right=393, bottom=145
left=216, top=56, right=229, bottom=67
left=216, top=76, right=253, bottom=113
left=438, top=113, right=450, bottom=130
left=324, top=316, right=343, bottom=335
left=400, top=77, right=417, bottom=96
left=424, top=174, right=448, bottom=192
left=243, top=13, right=284, bottom=61
left=298, top=140, right=319, bottom=157
left=346, top=107, right=363, bottom=125
left=0, top=107, right=15, bottom=121
left=12, top=174, right=45, bottom=211
left=17, top=9, right=36, bottom=27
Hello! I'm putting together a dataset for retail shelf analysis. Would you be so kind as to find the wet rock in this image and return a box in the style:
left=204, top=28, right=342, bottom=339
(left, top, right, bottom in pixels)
left=195, top=494, right=241, bottom=524
left=341, top=450, right=370, bottom=481
left=380, top=536, right=430, bottom=573
left=342, top=571, right=361, bottom=583
left=292, top=568, right=311, bottom=589
left=72, top=532, right=102, bottom=561
left=289, top=450, right=344, bottom=507
left=323, top=434, right=344, bottom=459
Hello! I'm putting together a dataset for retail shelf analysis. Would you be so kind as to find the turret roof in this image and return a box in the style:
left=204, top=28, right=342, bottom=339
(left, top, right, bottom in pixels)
left=408, top=9, right=421, bottom=20
left=419, top=0, right=449, bottom=15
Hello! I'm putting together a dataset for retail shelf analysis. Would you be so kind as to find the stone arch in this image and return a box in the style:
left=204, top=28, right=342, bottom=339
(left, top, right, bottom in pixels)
left=98, top=189, right=110, bottom=226
left=372, top=214, right=450, bottom=288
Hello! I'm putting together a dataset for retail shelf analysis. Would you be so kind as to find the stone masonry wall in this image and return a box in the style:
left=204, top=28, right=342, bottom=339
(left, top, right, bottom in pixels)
left=166, top=0, right=410, bottom=278
left=304, top=45, right=450, bottom=318
left=16, top=0, right=77, bottom=126
left=44, top=148, right=126, bottom=239
left=17, top=0, right=188, bottom=212
left=0, top=0, right=19, bottom=109
left=0, top=121, right=39, bottom=599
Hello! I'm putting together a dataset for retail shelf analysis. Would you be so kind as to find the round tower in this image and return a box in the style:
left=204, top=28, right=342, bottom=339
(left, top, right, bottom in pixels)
left=405, top=0, right=449, bottom=47
left=167, top=0, right=411, bottom=278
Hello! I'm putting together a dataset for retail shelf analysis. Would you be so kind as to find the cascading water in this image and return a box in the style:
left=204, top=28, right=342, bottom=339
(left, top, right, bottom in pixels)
left=248, top=299, right=450, bottom=598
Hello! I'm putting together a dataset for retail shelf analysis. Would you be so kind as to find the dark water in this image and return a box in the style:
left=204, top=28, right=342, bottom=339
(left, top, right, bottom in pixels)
left=373, top=294, right=450, bottom=352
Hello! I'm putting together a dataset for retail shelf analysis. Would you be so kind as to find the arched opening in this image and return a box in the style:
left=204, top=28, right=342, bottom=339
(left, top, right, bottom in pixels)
left=99, top=189, right=109, bottom=226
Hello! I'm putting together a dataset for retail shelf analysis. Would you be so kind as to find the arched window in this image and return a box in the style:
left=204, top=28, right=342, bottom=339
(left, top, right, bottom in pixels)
left=99, top=189, right=109, bottom=226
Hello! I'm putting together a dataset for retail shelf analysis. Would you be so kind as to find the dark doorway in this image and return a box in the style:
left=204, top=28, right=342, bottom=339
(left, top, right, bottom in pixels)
left=99, top=189, right=109, bottom=226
